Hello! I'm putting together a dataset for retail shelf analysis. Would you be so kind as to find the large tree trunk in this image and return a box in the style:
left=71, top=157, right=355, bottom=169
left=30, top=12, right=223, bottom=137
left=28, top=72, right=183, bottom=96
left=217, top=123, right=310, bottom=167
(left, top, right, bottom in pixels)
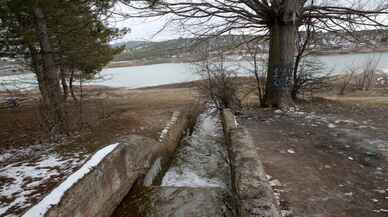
left=264, top=22, right=296, bottom=107
left=32, top=7, right=65, bottom=134
left=264, top=0, right=302, bottom=108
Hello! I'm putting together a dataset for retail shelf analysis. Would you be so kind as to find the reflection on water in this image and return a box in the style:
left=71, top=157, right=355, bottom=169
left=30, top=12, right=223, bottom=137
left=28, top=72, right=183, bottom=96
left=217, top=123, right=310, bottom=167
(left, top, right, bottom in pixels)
left=311, top=52, right=388, bottom=74
left=161, top=109, right=231, bottom=189
left=90, top=63, right=200, bottom=88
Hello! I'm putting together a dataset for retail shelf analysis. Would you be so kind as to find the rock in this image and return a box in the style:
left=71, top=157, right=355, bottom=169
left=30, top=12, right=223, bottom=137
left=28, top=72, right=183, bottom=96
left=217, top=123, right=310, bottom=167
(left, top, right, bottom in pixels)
left=269, top=179, right=282, bottom=187
left=344, top=192, right=353, bottom=197
left=281, top=210, right=293, bottom=217
left=375, top=189, right=386, bottom=194
left=274, top=109, right=283, bottom=114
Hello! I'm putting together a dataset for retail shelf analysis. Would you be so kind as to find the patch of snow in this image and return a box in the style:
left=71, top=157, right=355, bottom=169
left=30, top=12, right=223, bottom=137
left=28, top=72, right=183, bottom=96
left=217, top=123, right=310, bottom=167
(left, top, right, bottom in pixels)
left=21, top=143, right=119, bottom=217
left=328, top=123, right=336, bottom=128
left=344, top=192, right=353, bottom=197
left=374, top=189, right=386, bottom=194
left=0, top=153, right=84, bottom=216
left=287, top=149, right=296, bottom=154
left=274, top=109, right=282, bottom=114
left=269, top=179, right=282, bottom=187
left=234, top=116, right=239, bottom=128
left=281, top=210, right=293, bottom=217
left=373, top=209, right=388, bottom=213
left=348, top=156, right=354, bottom=161
left=0, top=153, right=13, bottom=163
left=335, top=119, right=359, bottom=125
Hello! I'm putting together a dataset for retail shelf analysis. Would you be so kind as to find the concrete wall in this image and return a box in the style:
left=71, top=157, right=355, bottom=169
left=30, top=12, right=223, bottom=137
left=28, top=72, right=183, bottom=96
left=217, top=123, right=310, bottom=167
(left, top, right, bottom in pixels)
left=222, top=109, right=280, bottom=217
left=44, top=135, right=162, bottom=217
left=24, top=110, right=193, bottom=217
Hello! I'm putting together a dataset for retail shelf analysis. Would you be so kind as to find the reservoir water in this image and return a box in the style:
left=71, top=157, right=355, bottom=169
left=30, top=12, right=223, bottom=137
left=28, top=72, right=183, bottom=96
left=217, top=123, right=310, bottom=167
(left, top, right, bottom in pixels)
left=1, top=52, right=388, bottom=91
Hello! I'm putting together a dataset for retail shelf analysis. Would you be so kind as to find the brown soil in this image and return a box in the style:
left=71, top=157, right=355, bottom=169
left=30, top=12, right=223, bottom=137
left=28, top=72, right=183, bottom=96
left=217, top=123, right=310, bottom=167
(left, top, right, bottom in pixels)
left=0, top=85, right=196, bottom=152
left=240, top=98, right=388, bottom=217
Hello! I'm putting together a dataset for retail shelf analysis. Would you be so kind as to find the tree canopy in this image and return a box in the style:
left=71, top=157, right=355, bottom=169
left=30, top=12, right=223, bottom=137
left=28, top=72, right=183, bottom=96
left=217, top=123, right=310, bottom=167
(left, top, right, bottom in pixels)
left=0, top=0, right=126, bottom=134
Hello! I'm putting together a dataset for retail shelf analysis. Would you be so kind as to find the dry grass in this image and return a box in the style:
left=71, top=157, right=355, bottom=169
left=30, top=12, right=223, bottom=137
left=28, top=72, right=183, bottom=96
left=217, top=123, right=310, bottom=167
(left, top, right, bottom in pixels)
left=0, top=86, right=197, bottom=153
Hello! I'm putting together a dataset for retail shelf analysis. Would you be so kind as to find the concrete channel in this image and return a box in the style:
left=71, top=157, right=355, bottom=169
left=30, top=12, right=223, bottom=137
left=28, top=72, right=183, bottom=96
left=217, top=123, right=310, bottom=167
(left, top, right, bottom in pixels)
left=111, top=109, right=237, bottom=217
left=22, top=107, right=280, bottom=217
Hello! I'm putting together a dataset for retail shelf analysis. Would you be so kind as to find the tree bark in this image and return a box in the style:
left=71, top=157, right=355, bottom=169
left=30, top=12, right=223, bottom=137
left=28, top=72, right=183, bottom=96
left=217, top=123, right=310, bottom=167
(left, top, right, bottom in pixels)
left=264, top=22, right=296, bottom=107
left=69, top=70, right=78, bottom=102
left=264, top=0, right=303, bottom=108
left=32, top=6, right=65, bottom=134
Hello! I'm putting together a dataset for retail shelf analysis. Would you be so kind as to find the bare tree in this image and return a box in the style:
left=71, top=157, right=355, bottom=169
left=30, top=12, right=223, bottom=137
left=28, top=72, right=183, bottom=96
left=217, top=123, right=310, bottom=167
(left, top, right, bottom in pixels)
left=338, top=67, right=355, bottom=95
left=243, top=37, right=267, bottom=106
left=121, top=0, right=388, bottom=108
left=194, top=41, right=242, bottom=111
left=355, top=57, right=380, bottom=91
left=292, top=58, right=332, bottom=99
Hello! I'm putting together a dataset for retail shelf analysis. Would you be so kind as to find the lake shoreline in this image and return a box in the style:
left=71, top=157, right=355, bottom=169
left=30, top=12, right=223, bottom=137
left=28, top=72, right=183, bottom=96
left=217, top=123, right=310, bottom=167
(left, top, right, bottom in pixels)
left=106, top=48, right=388, bottom=69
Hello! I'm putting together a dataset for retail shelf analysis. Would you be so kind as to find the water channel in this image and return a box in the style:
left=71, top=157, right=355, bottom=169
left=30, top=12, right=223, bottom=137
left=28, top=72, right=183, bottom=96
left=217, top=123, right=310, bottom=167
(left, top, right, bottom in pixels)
left=111, top=109, right=236, bottom=217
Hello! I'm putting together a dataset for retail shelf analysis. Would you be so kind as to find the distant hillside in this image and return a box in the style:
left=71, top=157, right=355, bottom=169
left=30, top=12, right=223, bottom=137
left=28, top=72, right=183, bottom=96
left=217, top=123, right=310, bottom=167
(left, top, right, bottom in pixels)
left=111, top=30, right=388, bottom=65
left=112, top=35, right=251, bottom=62
left=112, top=41, right=149, bottom=49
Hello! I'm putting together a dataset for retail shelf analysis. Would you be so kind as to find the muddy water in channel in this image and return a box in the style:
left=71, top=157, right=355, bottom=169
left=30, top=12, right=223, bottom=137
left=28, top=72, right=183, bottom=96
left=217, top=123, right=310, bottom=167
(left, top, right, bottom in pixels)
left=161, top=111, right=231, bottom=189
left=111, top=110, right=235, bottom=217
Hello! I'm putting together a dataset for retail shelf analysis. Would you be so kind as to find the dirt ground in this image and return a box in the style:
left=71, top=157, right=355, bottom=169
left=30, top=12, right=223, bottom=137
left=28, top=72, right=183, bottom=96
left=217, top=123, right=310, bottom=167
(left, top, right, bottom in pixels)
left=240, top=95, right=388, bottom=217
left=2, top=76, right=388, bottom=217
left=0, top=85, right=196, bottom=217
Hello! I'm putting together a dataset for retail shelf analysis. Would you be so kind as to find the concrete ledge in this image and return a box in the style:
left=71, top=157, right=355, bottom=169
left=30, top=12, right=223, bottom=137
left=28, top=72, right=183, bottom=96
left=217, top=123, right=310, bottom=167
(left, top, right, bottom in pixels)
left=23, top=110, right=194, bottom=217
left=222, top=109, right=280, bottom=217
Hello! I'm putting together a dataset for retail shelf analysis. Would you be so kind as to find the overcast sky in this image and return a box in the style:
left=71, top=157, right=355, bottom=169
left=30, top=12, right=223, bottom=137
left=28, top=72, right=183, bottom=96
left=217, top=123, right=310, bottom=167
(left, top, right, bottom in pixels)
left=111, top=17, right=179, bottom=42
left=110, top=3, right=184, bottom=42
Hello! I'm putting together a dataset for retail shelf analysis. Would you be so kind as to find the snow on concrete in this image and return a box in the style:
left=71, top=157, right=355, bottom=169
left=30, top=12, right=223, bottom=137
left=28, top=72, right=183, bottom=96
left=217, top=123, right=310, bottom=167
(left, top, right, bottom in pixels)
left=234, top=116, right=239, bottom=127
left=143, top=157, right=162, bottom=186
left=159, top=111, right=180, bottom=142
left=21, top=143, right=119, bottom=217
